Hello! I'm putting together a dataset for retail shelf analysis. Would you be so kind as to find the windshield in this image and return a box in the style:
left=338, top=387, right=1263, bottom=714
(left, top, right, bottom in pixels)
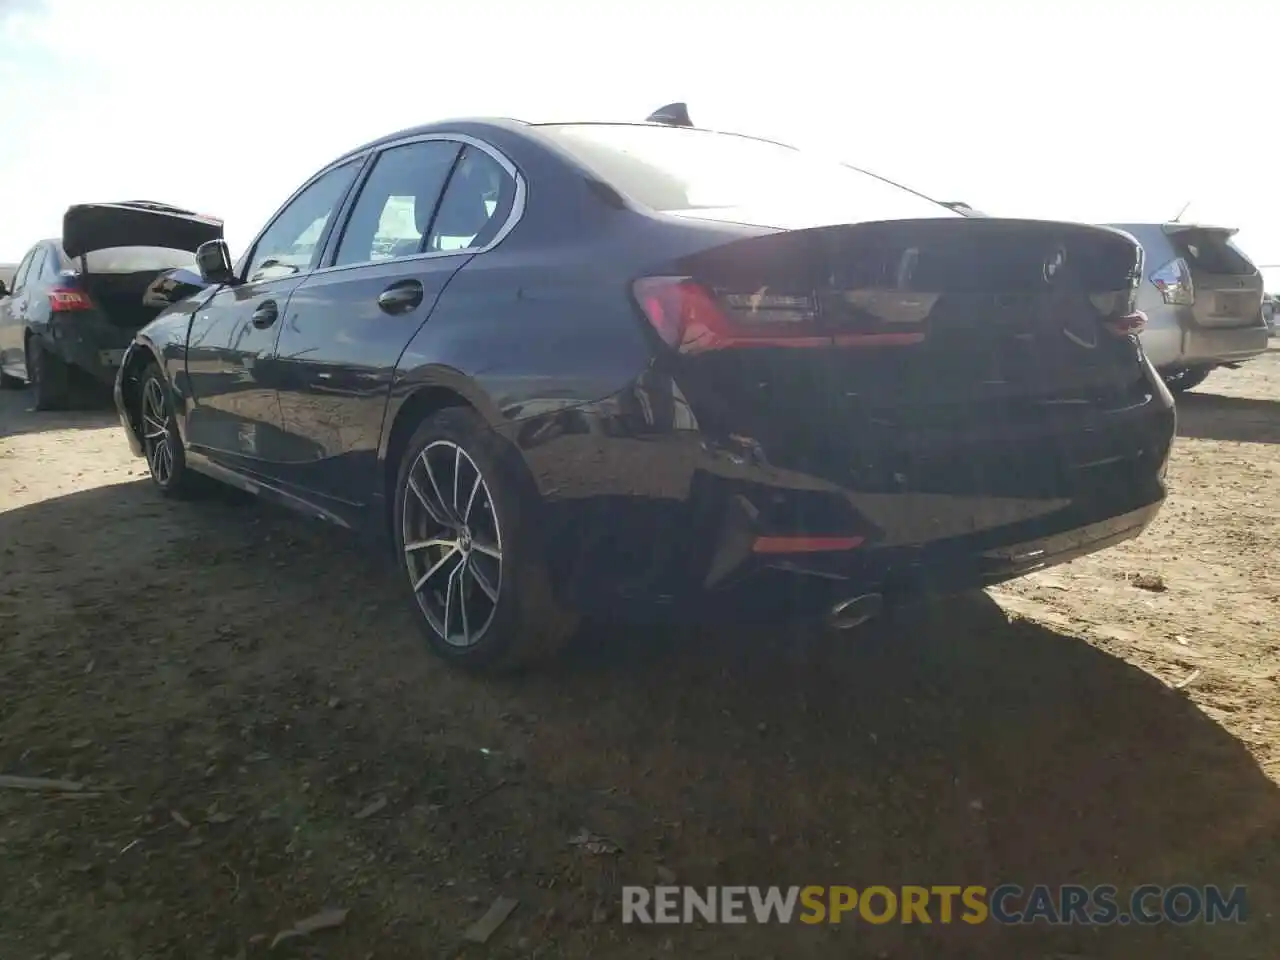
left=537, top=123, right=958, bottom=230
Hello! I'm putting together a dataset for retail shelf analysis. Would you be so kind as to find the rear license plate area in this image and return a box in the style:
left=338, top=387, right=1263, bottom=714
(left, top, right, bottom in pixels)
left=1214, top=292, right=1250, bottom=316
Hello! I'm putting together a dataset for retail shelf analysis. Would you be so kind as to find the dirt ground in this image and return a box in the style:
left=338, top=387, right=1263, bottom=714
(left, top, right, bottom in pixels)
left=1, top=352, right=1278, bottom=960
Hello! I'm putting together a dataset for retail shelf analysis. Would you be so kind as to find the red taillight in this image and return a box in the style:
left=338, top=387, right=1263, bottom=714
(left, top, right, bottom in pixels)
left=1103, top=310, right=1146, bottom=337
left=632, top=277, right=924, bottom=353
left=633, top=277, right=826, bottom=353
left=48, top=288, right=93, bottom=312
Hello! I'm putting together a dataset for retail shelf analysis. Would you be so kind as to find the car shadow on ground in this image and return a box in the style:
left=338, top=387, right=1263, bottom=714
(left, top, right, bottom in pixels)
left=1176, top=392, right=1280, bottom=445
left=0, top=483, right=1276, bottom=959
left=0, top=385, right=117, bottom=438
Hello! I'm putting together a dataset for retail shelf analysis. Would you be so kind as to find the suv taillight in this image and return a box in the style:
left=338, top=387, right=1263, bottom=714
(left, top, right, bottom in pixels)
left=48, top=288, right=93, bottom=312
left=1151, top=258, right=1194, bottom=306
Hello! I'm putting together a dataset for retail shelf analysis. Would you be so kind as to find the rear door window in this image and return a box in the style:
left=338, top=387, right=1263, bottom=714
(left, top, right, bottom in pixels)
left=11, top=250, right=35, bottom=292
left=1173, top=230, right=1256, bottom=276
left=333, top=140, right=462, bottom=266
left=24, top=248, right=47, bottom=288
left=426, top=146, right=518, bottom=252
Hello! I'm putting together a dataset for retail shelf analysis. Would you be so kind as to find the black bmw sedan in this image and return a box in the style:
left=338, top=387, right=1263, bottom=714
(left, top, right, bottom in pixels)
left=114, top=116, right=1175, bottom=672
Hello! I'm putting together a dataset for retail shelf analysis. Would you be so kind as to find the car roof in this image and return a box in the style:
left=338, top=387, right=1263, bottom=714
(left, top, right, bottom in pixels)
left=331, top=117, right=534, bottom=165
left=329, top=117, right=802, bottom=167
left=320, top=115, right=956, bottom=223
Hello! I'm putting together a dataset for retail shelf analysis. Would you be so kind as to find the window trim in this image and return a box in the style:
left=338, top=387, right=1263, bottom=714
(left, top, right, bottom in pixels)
left=236, top=153, right=372, bottom=283
left=313, top=132, right=526, bottom=278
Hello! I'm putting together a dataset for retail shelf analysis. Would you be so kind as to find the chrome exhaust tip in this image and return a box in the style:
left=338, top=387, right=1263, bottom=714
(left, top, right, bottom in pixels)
left=827, top=593, right=885, bottom=631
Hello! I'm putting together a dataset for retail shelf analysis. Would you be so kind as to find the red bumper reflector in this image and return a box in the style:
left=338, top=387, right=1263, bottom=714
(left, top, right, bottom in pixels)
left=752, top=535, right=865, bottom=554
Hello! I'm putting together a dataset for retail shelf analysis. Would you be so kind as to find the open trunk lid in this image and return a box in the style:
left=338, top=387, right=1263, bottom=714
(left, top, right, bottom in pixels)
left=638, top=218, right=1162, bottom=547
left=1161, top=224, right=1263, bottom=329
left=58, top=202, right=222, bottom=329
left=62, top=201, right=222, bottom=260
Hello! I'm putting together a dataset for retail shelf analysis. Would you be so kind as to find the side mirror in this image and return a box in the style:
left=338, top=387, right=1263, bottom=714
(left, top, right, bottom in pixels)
left=0, top=280, right=8, bottom=298
left=195, top=239, right=237, bottom=285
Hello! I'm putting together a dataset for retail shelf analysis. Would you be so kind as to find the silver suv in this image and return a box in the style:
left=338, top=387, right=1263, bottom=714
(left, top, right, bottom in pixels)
left=1108, top=223, right=1269, bottom=392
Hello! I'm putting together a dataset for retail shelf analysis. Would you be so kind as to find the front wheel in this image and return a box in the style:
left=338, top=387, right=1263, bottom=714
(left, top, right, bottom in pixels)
left=393, top=407, right=577, bottom=673
left=138, top=363, right=201, bottom=498
left=1162, top=365, right=1213, bottom=394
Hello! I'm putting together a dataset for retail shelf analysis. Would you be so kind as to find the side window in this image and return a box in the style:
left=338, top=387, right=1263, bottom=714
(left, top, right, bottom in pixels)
left=244, top=160, right=361, bottom=283
left=43, top=248, right=66, bottom=279
left=427, top=146, right=518, bottom=252
left=333, top=140, right=462, bottom=267
left=24, top=249, right=47, bottom=288
left=11, top=250, right=35, bottom=291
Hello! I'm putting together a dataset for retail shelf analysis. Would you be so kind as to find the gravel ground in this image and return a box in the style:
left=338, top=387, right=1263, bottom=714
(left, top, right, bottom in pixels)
left=1, top=352, right=1278, bottom=959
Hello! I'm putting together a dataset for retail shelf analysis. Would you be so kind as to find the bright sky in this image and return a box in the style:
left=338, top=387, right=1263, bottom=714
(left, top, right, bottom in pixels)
left=2, top=0, right=1277, bottom=289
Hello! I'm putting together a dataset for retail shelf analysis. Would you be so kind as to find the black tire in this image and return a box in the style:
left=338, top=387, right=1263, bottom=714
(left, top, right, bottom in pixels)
left=26, top=337, right=72, bottom=410
left=393, top=406, right=577, bottom=673
left=1162, top=365, right=1213, bottom=394
left=0, top=370, right=23, bottom=390
left=137, top=362, right=201, bottom=498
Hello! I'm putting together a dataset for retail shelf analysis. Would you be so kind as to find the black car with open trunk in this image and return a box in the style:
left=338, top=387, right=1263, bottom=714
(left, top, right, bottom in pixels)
left=0, top=202, right=222, bottom=407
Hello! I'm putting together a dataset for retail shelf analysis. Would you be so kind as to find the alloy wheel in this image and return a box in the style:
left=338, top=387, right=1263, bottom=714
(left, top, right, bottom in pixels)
left=141, top=379, right=174, bottom=485
left=401, top=439, right=503, bottom=647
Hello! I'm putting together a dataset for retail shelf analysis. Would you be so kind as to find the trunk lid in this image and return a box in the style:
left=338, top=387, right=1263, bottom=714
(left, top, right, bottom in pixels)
left=61, top=204, right=221, bottom=330
left=666, top=217, right=1145, bottom=403
left=651, top=218, right=1159, bottom=546
left=62, top=201, right=223, bottom=260
left=1162, top=224, right=1263, bottom=329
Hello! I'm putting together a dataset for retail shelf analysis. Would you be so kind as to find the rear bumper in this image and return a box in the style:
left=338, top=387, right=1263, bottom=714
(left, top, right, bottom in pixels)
left=669, top=452, right=1168, bottom=622
left=512, top=377, right=1176, bottom=621
left=1179, top=321, right=1270, bottom=368
left=676, top=497, right=1165, bottom=623
left=50, top=312, right=136, bottom=386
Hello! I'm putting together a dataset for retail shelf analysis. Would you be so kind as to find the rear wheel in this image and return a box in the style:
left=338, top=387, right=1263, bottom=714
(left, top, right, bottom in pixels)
left=0, top=370, right=23, bottom=390
left=138, top=363, right=200, bottom=498
left=26, top=338, right=72, bottom=410
left=1162, top=365, right=1213, bottom=394
left=393, top=407, right=577, bottom=673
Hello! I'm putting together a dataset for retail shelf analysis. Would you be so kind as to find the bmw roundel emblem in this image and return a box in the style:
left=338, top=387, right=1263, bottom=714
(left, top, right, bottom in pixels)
left=1043, top=246, right=1067, bottom=284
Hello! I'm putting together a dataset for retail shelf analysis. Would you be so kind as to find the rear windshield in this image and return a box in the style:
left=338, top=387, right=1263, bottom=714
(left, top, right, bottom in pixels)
left=1171, top=230, right=1257, bottom=276
left=537, top=123, right=958, bottom=229
left=80, top=246, right=198, bottom=274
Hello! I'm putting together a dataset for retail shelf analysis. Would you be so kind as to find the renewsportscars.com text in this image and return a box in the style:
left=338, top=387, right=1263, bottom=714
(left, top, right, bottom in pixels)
left=622, top=884, right=1248, bottom=926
